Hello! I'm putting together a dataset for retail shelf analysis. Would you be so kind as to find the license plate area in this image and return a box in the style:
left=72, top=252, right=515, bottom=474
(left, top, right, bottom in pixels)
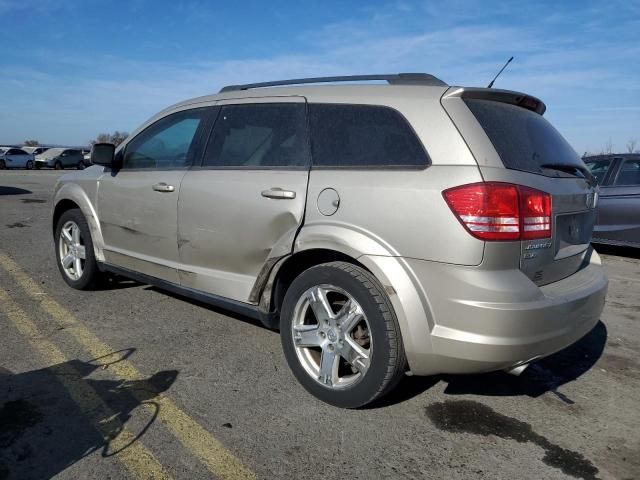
left=554, top=210, right=596, bottom=259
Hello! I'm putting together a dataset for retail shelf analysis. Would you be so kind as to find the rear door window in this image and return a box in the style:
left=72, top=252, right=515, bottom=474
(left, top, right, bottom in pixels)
left=202, top=103, right=310, bottom=168
left=308, top=104, right=429, bottom=168
left=614, top=159, right=640, bottom=186
left=464, top=99, right=585, bottom=176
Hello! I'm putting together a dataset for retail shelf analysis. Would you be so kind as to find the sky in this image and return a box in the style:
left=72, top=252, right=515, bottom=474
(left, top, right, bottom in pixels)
left=0, top=0, right=638, bottom=154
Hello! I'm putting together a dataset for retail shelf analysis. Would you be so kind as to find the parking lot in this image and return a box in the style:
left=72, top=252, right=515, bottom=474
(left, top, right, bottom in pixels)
left=1, top=169, right=639, bottom=480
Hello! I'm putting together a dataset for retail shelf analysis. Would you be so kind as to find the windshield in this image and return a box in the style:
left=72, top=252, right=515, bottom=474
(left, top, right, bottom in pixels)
left=40, top=148, right=64, bottom=158
left=464, top=99, right=585, bottom=176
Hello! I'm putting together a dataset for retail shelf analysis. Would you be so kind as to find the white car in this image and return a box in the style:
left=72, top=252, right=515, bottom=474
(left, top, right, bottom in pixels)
left=23, top=146, right=50, bottom=156
left=0, top=147, right=35, bottom=169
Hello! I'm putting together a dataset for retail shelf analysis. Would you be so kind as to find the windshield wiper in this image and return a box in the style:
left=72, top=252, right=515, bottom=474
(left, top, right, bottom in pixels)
left=539, top=163, right=597, bottom=186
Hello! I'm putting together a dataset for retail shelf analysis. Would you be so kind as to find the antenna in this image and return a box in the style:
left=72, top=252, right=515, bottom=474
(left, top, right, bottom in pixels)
left=487, top=56, right=514, bottom=88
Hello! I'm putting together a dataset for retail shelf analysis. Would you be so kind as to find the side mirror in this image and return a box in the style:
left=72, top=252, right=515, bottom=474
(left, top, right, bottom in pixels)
left=91, top=143, right=115, bottom=166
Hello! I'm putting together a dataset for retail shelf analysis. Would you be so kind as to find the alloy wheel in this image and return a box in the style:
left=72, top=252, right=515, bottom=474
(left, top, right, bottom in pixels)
left=291, top=284, right=372, bottom=389
left=58, top=220, right=86, bottom=281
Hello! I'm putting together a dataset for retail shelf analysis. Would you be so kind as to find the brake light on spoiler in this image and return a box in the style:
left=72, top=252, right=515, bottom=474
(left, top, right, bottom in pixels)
left=443, top=182, right=552, bottom=241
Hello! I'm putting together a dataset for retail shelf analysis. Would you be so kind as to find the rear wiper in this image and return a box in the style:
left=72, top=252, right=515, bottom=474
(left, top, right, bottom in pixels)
left=539, top=163, right=597, bottom=186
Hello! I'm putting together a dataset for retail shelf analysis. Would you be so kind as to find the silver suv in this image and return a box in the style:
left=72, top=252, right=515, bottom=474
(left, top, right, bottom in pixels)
left=52, top=73, right=608, bottom=408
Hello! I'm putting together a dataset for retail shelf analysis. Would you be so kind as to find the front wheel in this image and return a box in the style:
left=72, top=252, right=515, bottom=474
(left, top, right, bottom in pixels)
left=55, top=209, right=102, bottom=290
left=54, top=161, right=63, bottom=170
left=26, top=160, right=34, bottom=170
left=0, top=160, right=5, bottom=169
left=280, top=262, right=406, bottom=408
left=77, top=161, right=85, bottom=170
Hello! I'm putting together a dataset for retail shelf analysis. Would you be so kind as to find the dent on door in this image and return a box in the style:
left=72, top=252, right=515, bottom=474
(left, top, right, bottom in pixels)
left=177, top=170, right=308, bottom=303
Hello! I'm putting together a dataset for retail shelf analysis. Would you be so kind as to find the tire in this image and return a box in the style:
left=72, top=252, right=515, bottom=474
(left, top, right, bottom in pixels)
left=35, top=163, right=42, bottom=170
left=54, top=208, right=102, bottom=290
left=0, top=160, right=5, bottom=169
left=54, top=161, right=63, bottom=170
left=26, top=160, right=34, bottom=170
left=280, top=261, right=406, bottom=408
left=77, top=161, right=85, bottom=170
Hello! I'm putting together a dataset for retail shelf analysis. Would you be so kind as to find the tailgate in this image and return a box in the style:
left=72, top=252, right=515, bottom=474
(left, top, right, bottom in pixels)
left=441, top=87, right=599, bottom=285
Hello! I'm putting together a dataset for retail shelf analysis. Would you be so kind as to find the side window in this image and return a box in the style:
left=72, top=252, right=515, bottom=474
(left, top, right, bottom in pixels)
left=8, top=149, right=21, bottom=155
left=308, top=104, right=429, bottom=168
left=615, top=159, right=640, bottom=186
left=202, top=103, right=309, bottom=168
left=584, top=160, right=612, bottom=185
left=124, top=109, right=206, bottom=169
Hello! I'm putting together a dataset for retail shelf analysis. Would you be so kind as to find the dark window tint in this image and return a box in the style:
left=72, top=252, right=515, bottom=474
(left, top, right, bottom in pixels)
left=615, top=159, right=640, bottom=186
left=124, top=109, right=206, bottom=169
left=464, top=99, right=584, bottom=176
left=584, top=160, right=612, bottom=184
left=8, top=149, right=25, bottom=155
left=308, top=104, right=428, bottom=167
left=203, top=104, right=309, bottom=168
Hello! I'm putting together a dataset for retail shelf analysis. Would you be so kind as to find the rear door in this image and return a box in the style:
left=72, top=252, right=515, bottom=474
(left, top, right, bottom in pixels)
left=177, top=97, right=310, bottom=302
left=443, top=90, right=599, bottom=285
left=593, top=158, right=640, bottom=247
left=97, top=107, right=210, bottom=282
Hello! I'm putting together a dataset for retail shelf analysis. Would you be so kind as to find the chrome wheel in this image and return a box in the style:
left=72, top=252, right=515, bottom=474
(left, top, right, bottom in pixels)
left=58, top=220, right=86, bottom=281
left=292, top=284, right=372, bottom=389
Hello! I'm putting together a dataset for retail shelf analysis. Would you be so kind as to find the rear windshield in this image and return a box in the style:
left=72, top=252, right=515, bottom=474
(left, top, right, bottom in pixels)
left=464, top=99, right=584, bottom=175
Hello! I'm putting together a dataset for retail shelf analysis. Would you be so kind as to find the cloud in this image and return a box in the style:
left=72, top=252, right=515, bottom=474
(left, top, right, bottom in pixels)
left=0, top=0, right=637, bottom=152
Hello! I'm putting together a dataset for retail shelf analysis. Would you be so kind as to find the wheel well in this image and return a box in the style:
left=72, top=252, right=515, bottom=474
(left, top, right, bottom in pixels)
left=52, top=199, right=80, bottom=235
left=271, top=249, right=369, bottom=315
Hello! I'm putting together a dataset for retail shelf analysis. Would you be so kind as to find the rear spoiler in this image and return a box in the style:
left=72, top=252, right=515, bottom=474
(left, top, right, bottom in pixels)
left=442, top=87, right=546, bottom=115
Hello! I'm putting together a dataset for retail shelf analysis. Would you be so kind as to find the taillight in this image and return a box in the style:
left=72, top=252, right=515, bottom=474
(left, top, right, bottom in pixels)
left=443, top=182, right=552, bottom=241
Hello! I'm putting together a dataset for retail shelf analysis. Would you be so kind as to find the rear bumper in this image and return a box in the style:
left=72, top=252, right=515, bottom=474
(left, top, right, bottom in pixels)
left=403, top=251, right=608, bottom=375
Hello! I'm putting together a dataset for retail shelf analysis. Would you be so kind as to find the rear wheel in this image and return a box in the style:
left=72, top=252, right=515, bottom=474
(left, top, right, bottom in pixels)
left=54, top=161, right=63, bottom=170
left=55, top=209, right=102, bottom=290
left=35, top=163, right=42, bottom=170
left=26, top=160, right=34, bottom=170
left=280, top=262, right=406, bottom=408
left=0, top=160, right=5, bottom=169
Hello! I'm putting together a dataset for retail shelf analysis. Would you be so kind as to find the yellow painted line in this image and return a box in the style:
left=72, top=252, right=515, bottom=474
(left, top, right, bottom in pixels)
left=0, top=254, right=255, bottom=480
left=0, top=286, right=173, bottom=480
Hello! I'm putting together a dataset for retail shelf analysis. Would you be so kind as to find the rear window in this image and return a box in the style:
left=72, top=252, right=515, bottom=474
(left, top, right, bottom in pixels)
left=584, top=159, right=612, bottom=184
left=464, top=99, right=584, bottom=175
left=308, top=104, right=428, bottom=168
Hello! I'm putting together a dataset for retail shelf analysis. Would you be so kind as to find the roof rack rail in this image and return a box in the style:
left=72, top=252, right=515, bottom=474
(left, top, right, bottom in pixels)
left=219, top=73, right=447, bottom=93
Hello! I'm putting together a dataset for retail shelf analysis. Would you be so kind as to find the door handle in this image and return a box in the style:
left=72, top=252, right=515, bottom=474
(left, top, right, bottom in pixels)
left=152, top=182, right=175, bottom=193
left=261, top=188, right=296, bottom=200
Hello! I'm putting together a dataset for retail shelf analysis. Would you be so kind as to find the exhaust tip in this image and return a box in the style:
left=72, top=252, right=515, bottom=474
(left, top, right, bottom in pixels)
left=504, top=362, right=530, bottom=376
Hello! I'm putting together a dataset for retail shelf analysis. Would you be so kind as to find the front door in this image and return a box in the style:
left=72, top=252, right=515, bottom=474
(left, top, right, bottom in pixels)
left=178, top=98, right=310, bottom=302
left=97, top=107, right=210, bottom=282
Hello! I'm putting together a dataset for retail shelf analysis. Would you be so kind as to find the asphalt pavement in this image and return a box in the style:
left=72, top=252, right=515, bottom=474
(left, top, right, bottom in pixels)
left=1, top=170, right=639, bottom=480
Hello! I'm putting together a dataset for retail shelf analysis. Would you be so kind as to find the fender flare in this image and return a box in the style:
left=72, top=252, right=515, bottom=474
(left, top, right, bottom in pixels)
left=53, top=183, right=106, bottom=262
left=260, top=222, right=435, bottom=371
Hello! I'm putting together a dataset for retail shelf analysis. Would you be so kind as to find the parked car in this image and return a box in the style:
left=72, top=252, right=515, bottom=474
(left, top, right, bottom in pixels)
left=52, top=73, right=608, bottom=407
left=22, top=146, right=50, bottom=156
left=584, top=154, right=640, bottom=248
left=35, top=148, right=86, bottom=170
left=0, top=147, right=34, bottom=169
